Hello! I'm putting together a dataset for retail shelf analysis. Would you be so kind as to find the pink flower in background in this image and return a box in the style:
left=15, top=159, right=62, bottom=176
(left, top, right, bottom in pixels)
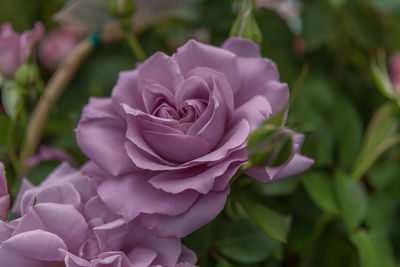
left=77, top=37, right=313, bottom=238
left=3, top=163, right=197, bottom=267
left=0, top=22, right=44, bottom=78
left=389, top=53, right=400, bottom=91
left=28, top=145, right=77, bottom=169
left=39, top=25, right=82, bottom=71
left=0, top=162, right=10, bottom=221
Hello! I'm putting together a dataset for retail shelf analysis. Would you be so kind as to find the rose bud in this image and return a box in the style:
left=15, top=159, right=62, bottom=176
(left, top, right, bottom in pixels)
left=0, top=22, right=44, bottom=78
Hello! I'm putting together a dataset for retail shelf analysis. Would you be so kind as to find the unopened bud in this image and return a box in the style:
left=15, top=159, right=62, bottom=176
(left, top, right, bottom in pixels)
left=108, top=0, right=135, bottom=18
left=14, top=63, right=40, bottom=87
left=371, top=51, right=400, bottom=106
left=230, top=0, right=263, bottom=44
left=248, top=125, right=293, bottom=167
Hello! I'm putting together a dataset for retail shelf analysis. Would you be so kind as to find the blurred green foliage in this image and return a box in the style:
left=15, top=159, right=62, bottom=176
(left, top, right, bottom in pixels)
left=1, top=0, right=400, bottom=266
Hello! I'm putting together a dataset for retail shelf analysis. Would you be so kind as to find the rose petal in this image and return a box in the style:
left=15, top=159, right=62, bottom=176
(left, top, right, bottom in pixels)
left=138, top=52, right=184, bottom=92
left=221, top=37, right=261, bottom=58
left=128, top=248, right=157, bottom=267
left=1, top=230, right=67, bottom=262
left=112, top=70, right=146, bottom=114
left=143, top=131, right=211, bottom=163
left=232, top=95, right=272, bottom=130
left=149, top=149, right=247, bottom=194
left=97, top=173, right=199, bottom=221
left=13, top=203, right=88, bottom=254
left=173, top=39, right=241, bottom=93
left=175, top=75, right=210, bottom=106
left=76, top=98, right=139, bottom=176
left=234, top=57, right=289, bottom=115
left=140, top=187, right=229, bottom=238
left=93, top=219, right=130, bottom=252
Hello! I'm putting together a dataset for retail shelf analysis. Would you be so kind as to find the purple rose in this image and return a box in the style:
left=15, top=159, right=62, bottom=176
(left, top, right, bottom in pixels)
left=0, top=162, right=10, bottom=221
left=0, top=22, right=44, bottom=78
left=390, top=53, right=400, bottom=92
left=39, top=25, right=82, bottom=71
left=3, top=163, right=196, bottom=267
left=76, top=37, right=313, bottom=238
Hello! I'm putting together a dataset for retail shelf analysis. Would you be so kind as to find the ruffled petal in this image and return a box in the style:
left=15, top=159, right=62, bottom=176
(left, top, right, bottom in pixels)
left=0, top=230, right=67, bottom=263
left=13, top=203, right=88, bottom=254
left=76, top=98, right=139, bottom=176
left=140, top=187, right=229, bottom=238
left=97, top=173, right=199, bottom=221
left=234, top=57, right=289, bottom=115
left=138, top=52, right=184, bottom=92
left=173, top=39, right=241, bottom=93
left=221, top=37, right=261, bottom=58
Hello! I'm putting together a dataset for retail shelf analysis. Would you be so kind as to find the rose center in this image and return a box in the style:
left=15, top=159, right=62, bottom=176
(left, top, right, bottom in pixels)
left=153, top=99, right=207, bottom=123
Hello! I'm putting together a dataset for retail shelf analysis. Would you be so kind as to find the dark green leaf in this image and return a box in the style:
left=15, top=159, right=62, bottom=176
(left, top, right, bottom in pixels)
left=350, top=230, right=379, bottom=267
left=302, top=171, right=339, bottom=214
left=216, top=219, right=280, bottom=264
left=334, top=171, right=368, bottom=231
left=302, top=1, right=336, bottom=51
left=242, top=201, right=291, bottom=243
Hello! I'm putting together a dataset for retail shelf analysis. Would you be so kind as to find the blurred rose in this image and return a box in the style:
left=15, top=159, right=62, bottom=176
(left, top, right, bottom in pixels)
left=4, top=163, right=197, bottom=267
left=389, top=53, right=400, bottom=91
left=39, top=25, right=82, bottom=71
left=77, top=37, right=313, bottom=238
left=0, top=22, right=44, bottom=78
left=0, top=162, right=10, bottom=221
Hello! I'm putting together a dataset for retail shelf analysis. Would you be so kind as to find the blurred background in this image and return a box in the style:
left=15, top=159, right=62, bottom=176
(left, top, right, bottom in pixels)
left=1, top=0, right=400, bottom=266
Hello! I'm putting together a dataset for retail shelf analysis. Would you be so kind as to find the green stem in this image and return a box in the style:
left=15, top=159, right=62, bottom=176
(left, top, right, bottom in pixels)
left=299, top=213, right=335, bottom=267
left=7, top=119, right=20, bottom=179
left=124, top=31, right=146, bottom=62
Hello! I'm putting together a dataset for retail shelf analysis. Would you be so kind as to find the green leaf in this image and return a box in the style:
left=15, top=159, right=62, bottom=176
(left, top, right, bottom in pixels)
left=242, top=201, right=291, bottom=243
left=368, top=232, right=396, bottom=267
left=1, top=81, right=22, bottom=120
left=365, top=194, right=396, bottom=235
left=352, top=103, right=399, bottom=180
left=330, top=101, right=363, bottom=169
left=251, top=176, right=299, bottom=197
left=302, top=1, right=336, bottom=51
left=366, top=0, right=400, bottom=13
left=215, top=219, right=280, bottom=264
left=367, top=161, right=400, bottom=191
left=334, top=171, right=368, bottom=231
left=350, top=230, right=379, bottom=267
left=230, top=0, right=262, bottom=44
left=328, top=0, right=346, bottom=8
left=216, top=259, right=233, bottom=267
left=302, top=171, right=338, bottom=214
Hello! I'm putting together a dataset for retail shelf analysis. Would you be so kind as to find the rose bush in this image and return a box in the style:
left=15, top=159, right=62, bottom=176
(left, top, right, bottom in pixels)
left=76, top=37, right=313, bottom=238
left=0, top=22, right=44, bottom=78
left=2, top=163, right=196, bottom=267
